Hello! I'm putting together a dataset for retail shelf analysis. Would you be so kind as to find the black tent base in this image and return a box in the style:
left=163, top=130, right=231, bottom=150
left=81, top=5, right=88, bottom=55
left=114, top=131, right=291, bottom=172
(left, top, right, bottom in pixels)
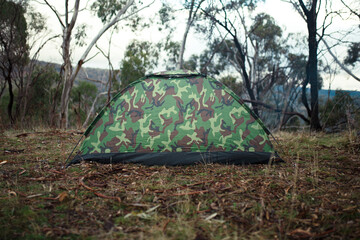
left=68, top=151, right=283, bottom=167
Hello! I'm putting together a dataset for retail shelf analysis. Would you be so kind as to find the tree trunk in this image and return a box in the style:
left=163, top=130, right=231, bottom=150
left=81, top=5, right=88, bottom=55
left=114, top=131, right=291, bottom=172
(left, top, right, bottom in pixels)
left=301, top=77, right=311, bottom=117
left=82, top=91, right=109, bottom=128
left=232, top=37, right=259, bottom=116
left=297, top=0, right=322, bottom=131
left=306, top=1, right=321, bottom=131
left=277, top=80, right=294, bottom=131
left=178, top=0, right=196, bottom=69
left=49, top=78, right=62, bottom=127
left=6, top=75, right=14, bottom=125
left=58, top=0, right=136, bottom=129
left=59, top=46, right=73, bottom=128
left=178, top=20, right=191, bottom=69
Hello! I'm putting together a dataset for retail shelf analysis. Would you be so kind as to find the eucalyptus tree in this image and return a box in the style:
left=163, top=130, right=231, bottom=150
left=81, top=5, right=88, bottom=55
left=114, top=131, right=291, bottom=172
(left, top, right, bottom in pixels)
left=288, top=0, right=360, bottom=130
left=42, top=0, right=154, bottom=128
left=153, top=1, right=207, bottom=70
left=18, top=5, right=58, bottom=124
left=177, top=0, right=206, bottom=69
left=0, top=0, right=28, bottom=124
left=345, top=43, right=360, bottom=67
left=202, top=0, right=286, bottom=117
left=120, top=40, right=159, bottom=88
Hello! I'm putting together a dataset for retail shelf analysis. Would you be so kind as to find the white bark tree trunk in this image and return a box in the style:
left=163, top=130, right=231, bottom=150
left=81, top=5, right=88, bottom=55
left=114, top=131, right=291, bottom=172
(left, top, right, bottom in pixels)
left=82, top=91, right=110, bottom=128
left=59, top=0, right=80, bottom=128
left=46, top=0, right=153, bottom=128
left=177, top=0, right=204, bottom=69
left=59, top=0, right=138, bottom=128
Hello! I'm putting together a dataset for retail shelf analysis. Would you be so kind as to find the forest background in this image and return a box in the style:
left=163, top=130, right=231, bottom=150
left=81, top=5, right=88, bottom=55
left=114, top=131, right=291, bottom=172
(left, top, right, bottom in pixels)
left=0, top=0, right=359, bottom=132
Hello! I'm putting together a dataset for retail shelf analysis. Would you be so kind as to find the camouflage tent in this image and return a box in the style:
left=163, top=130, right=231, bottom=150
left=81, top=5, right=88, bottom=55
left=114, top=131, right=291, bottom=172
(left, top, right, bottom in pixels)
left=69, top=70, right=280, bottom=166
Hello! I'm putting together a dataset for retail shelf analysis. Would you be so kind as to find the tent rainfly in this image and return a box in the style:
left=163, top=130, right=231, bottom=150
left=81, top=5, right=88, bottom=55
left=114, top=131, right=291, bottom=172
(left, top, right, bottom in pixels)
left=68, top=70, right=281, bottom=166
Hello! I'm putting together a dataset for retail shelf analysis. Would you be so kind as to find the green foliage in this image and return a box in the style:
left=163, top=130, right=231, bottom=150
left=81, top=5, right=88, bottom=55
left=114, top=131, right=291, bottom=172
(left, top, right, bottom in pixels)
left=91, top=0, right=145, bottom=32
left=220, top=75, right=243, bottom=95
left=0, top=0, right=50, bottom=125
left=0, top=64, right=62, bottom=126
left=25, top=65, right=61, bottom=123
left=120, top=40, right=159, bottom=88
left=223, top=0, right=264, bottom=11
left=250, top=13, right=282, bottom=53
left=0, top=0, right=28, bottom=51
left=71, top=81, right=98, bottom=104
left=74, top=23, right=87, bottom=47
left=158, top=2, right=175, bottom=31
left=70, top=80, right=98, bottom=124
left=91, top=0, right=128, bottom=23
left=192, top=39, right=236, bottom=75
left=0, top=0, right=29, bottom=71
left=287, top=53, right=307, bottom=81
left=250, top=13, right=284, bottom=77
left=321, top=90, right=359, bottom=130
left=26, top=6, right=46, bottom=34
left=162, top=40, right=180, bottom=70
left=344, top=42, right=360, bottom=66
left=183, top=54, right=198, bottom=71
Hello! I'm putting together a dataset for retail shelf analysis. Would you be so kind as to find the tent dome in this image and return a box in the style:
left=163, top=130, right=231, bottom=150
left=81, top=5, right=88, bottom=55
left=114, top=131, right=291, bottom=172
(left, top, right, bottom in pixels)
left=69, top=70, right=280, bottom=166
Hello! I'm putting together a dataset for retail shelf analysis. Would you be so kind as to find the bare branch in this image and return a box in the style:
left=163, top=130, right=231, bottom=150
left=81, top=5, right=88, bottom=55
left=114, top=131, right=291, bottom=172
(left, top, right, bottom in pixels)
left=82, top=52, right=99, bottom=64
left=71, top=0, right=135, bottom=80
left=68, top=0, right=80, bottom=33
left=31, top=34, right=60, bottom=60
left=82, top=91, right=115, bottom=128
left=320, top=37, right=360, bottom=82
left=242, top=99, right=310, bottom=123
left=340, top=0, right=360, bottom=19
left=298, top=0, right=310, bottom=16
left=43, top=0, right=65, bottom=28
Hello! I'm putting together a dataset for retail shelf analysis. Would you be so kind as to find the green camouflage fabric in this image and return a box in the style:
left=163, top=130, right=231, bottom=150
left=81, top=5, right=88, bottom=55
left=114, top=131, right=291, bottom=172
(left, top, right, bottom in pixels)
left=79, top=70, right=275, bottom=155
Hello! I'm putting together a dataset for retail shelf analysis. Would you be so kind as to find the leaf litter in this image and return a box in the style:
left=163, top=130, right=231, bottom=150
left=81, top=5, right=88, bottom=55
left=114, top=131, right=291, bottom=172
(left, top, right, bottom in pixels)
left=0, top=129, right=359, bottom=239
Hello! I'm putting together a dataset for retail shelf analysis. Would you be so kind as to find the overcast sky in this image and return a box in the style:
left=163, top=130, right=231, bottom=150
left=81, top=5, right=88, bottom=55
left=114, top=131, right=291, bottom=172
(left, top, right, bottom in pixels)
left=33, top=0, right=360, bottom=91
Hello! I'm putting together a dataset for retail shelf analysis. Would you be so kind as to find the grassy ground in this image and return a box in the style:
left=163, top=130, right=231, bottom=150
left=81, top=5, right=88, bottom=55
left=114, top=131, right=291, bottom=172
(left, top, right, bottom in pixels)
left=0, top=129, right=359, bottom=239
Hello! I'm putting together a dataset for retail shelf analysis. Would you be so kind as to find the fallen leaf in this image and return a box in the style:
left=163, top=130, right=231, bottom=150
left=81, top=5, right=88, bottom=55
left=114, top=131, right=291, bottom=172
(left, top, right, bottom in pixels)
left=27, top=193, right=43, bottom=199
left=58, top=192, right=68, bottom=202
left=8, top=191, right=17, bottom=197
left=146, top=205, right=160, bottom=213
left=343, top=206, right=357, bottom=211
left=205, top=213, right=217, bottom=221
left=210, top=202, right=219, bottom=210
left=0, top=160, right=7, bottom=166
left=288, top=228, right=313, bottom=239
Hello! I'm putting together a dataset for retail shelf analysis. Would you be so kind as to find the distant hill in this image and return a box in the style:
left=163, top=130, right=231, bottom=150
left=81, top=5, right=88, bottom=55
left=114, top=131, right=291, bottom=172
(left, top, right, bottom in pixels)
left=319, top=89, right=360, bottom=99
left=37, top=61, right=109, bottom=87
left=36, top=61, right=360, bottom=99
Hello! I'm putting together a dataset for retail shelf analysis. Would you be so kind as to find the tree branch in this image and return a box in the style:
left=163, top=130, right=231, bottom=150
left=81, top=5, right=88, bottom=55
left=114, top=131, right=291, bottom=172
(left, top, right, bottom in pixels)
left=320, top=37, right=360, bottom=82
left=242, top=99, right=310, bottom=124
left=43, top=0, right=65, bottom=28
left=340, top=0, right=360, bottom=19
left=298, top=0, right=309, bottom=16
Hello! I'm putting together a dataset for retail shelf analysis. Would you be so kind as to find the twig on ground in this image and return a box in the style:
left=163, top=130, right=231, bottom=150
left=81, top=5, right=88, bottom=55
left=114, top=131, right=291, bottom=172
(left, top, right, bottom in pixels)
left=79, top=176, right=121, bottom=202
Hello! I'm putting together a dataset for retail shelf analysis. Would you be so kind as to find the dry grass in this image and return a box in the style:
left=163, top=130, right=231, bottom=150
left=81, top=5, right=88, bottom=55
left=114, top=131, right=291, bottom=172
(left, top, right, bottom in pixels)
left=0, top=129, right=359, bottom=239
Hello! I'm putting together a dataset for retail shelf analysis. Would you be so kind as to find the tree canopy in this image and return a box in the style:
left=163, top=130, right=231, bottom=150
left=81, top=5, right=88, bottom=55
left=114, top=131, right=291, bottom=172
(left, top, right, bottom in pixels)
left=0, top=0, right=359, bottom=132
